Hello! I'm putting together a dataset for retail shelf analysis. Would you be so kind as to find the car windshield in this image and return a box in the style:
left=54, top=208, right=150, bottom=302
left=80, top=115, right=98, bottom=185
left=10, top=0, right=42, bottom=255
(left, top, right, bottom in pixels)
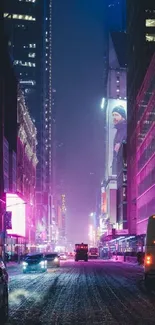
left=45, top=254, right=58, bottom=258
left=26, top=255, right=43, bottom=260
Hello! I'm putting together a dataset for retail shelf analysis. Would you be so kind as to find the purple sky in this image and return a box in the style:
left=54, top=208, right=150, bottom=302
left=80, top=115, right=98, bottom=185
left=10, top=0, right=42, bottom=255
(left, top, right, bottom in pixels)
left=52, top=0, right=125, bottom=243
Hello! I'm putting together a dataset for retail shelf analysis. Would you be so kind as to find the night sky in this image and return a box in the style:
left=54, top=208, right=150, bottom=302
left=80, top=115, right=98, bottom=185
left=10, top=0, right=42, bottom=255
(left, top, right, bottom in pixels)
left=52, top=0, right=125, bottom=244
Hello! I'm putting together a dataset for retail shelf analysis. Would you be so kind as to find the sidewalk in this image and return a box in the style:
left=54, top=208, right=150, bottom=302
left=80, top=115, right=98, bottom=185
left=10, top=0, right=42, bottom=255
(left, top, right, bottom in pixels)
left=111, top=258, right=144, bottom=268
left=6, top=261, right=21, bottom=268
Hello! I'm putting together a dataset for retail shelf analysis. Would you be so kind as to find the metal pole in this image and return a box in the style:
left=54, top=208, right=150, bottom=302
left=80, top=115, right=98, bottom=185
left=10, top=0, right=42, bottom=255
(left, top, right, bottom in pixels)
left=2, top=212, right=6, bottom=263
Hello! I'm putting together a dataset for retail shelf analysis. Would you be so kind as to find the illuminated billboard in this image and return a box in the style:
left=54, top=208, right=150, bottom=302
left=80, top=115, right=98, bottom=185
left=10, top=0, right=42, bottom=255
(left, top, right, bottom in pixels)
left=106, top=99, right=127, bottom=177
left=101, top=186, right=106, bottom=214
left=6, top=193, right=26, bottom=237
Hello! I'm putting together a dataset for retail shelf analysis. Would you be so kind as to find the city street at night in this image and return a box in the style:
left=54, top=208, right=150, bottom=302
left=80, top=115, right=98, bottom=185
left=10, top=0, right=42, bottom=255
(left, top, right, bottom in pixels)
left=6, top=260, right=155, bottom=325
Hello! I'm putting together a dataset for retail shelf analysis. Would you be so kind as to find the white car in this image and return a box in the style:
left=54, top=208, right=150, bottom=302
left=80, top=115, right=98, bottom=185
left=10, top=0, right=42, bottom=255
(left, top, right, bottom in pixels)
left=44, top=253, right=60, bottom=268
left=59, top=253, right=67, bottom=260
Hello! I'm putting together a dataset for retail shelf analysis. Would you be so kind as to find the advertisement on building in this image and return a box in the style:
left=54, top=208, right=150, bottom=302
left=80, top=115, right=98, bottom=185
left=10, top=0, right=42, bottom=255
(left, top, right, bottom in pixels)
left=106, top=99, right=127, bottom=177
left=6, top=193, right=26, bottom=237
left=101, top=186, right=106, bottom=214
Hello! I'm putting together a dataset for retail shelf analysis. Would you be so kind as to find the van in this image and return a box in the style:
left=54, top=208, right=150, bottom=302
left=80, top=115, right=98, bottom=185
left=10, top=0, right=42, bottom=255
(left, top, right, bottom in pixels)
left=144, top=215, right=155, bottom=285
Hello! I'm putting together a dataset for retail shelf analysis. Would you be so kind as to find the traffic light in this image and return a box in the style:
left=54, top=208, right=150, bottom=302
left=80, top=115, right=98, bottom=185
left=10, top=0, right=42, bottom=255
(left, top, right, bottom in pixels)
left=5, top=211, right=12, bottom=230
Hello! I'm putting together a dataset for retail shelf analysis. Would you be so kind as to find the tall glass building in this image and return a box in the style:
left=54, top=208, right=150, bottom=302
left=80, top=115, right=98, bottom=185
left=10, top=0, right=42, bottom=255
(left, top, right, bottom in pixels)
left=4, top=0, right=54, bottom=244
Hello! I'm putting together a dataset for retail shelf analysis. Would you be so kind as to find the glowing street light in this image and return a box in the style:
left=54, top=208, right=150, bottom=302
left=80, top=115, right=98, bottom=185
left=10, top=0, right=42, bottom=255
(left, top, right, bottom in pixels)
left=101, top=97, right=105, bottom=110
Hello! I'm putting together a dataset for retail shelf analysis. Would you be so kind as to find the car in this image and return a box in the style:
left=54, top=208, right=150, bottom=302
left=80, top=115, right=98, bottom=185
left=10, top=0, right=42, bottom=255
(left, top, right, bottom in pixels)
left=22, top=253, right=47, bottom=273
left=44, top=253, right=60, bottom=268
left=59, top=253, right=67, bottom=260
left=144, top=215, right=155, bottom=286
left=0, top=259, right=9, bottom=323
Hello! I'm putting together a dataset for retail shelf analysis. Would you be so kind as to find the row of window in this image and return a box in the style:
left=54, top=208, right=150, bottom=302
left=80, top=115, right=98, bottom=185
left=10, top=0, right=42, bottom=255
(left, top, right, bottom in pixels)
left=137, top=197, right=155, bottom=221
left=138, top=168, right=155, bottom=196
left=137, top=111, right=154, bottom=146
left=20, top=80, right=36, bottom=86
left=4, top=13, right=36, bottom=21
left=19, top=0, right=36, bottom=2
left=146, top=19, right=155, bottom=27
left=14, top=60, right=36, bottom=67
left=117, top=186, right=127, bottom=203
left=138, top=137, right=155, bottom=171
left=146, top=34, right=155, bottom=42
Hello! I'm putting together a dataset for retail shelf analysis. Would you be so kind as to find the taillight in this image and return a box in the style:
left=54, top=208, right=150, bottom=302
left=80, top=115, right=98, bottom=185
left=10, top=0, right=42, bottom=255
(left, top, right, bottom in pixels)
left=145, top=255, right=152, bottom=265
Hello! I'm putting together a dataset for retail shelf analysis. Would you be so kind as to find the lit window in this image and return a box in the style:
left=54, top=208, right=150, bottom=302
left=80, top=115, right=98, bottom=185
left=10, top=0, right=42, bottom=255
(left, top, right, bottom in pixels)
left=29, top=44, right=36, bottom=48
left=28, top=53, right=36, bottom=58
left=19, top=0, right=36, bottom=2
left=4, top=13, right=36, bottom=21
left=146, top=19, right=155, bottom=27
left=20, top=80, right=36, bottom=85
left=146, top=34, right=155, bottom=42
left=14, top=60, right=36, bottom=67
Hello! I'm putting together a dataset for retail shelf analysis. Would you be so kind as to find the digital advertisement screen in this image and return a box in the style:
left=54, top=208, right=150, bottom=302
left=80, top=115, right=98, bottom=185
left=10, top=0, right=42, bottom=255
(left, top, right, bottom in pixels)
left=6, top=193, right=26, bottom=237
left=106, top=99, right=127, bottom=177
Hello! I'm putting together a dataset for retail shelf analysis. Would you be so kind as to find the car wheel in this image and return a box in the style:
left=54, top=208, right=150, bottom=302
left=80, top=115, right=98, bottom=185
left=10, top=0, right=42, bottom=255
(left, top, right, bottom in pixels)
left=0, top=288, right=8, bottom=323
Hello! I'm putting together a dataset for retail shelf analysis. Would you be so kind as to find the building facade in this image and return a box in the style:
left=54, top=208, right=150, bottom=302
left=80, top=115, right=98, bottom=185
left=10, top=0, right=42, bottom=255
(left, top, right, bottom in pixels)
left=136, top=53, right=155, bottom=235
left=0, top=7, right=18, bottom=256
left=4, top=0, right=38, bottom=116
left=4, top=0, right=54, bottom=248
left=102, top=32, right=127, bottom=237
left=17, top=86, right=38, bottom=248
left=35, top=0, right=54, bottom=247
left=127, top=0, right=155, bottom=234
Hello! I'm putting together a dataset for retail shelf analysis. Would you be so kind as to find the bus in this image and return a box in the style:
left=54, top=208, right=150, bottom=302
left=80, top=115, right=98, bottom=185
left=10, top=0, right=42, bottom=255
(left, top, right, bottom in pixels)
left=144, top=215, right=155, bottom=285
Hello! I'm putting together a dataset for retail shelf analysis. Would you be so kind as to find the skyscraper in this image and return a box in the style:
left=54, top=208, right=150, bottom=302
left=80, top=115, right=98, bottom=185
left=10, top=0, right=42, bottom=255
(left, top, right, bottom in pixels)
left=4, top=0, right=38, bottom=117
left=4, top=0, right=54, bottom=245
left=35, top=0, right=54, bottom=245
left=127, top=0, right=155, bottom=234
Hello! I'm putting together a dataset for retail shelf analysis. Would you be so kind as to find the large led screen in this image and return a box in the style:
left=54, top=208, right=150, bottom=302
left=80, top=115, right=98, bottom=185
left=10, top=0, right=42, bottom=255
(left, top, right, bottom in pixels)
left=6, top=193, right=26, bottom=237
left=106, top=99, right=127, bottom=177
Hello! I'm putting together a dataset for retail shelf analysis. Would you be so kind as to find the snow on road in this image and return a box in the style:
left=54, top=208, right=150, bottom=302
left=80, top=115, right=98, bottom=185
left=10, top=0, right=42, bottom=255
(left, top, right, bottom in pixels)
left=5, top=260, right=155, bottom=325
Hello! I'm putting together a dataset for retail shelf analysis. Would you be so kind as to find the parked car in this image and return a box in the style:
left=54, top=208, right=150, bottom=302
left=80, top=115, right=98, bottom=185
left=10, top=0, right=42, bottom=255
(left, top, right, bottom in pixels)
left=22, top=253, right=47, bottom=273
left=44, top=253, right=60, bottom=268
left=0, top=259, right=9, bottom=323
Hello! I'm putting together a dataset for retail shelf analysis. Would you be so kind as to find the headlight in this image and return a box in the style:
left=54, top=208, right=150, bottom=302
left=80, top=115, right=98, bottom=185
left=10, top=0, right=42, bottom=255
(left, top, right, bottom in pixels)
left=54, top=257, right=59, bottom=262
left=23, top=262, right=28, bottom=266
left=39, top=261, right=45, bottom=266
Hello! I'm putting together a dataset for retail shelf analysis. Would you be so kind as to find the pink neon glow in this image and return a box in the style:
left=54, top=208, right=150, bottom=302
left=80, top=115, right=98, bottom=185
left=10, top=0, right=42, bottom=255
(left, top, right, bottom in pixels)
left=6, top=193, right=26, bottom=237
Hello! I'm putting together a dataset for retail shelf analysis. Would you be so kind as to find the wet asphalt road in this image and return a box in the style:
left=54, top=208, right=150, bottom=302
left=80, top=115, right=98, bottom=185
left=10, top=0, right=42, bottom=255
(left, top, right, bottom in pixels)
left=6, top=259, right=155, bottom=325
